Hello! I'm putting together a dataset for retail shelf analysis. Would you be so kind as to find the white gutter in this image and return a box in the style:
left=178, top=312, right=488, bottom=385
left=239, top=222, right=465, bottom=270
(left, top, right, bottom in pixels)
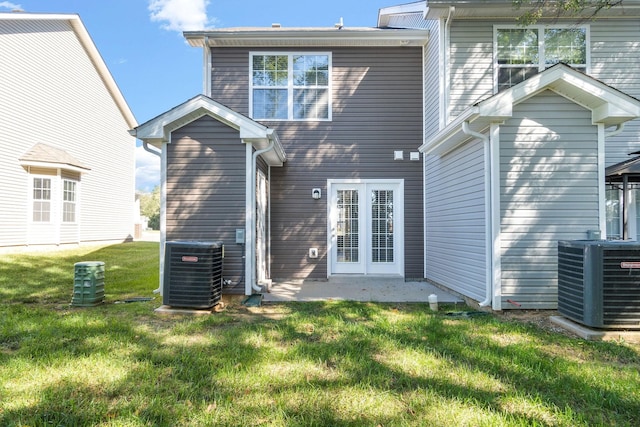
left=462, top=121, right=493, bottom=308
left=247, top=135, right=277, bottom=294
left=605, top=123, right=625, bottom=138
left=142, top=141, right=161, bottom=157
left=140, top=141, right=162, bottom=293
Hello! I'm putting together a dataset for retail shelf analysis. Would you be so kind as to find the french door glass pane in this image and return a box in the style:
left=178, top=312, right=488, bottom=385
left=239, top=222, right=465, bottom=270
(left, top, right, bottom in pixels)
left=337, top=190, right=359, bottom=262
left=371, top=190, right=393, bottom=263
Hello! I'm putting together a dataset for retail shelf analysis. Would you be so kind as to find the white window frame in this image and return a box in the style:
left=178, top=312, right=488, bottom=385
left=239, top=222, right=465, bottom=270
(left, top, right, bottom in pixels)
left=493, top=25, right=590, bottom=93
left=249, top=52, right=332, bottom=121
left=62, top=179, right=78, bottom=223
left=31, top=176, right=52, bottom=223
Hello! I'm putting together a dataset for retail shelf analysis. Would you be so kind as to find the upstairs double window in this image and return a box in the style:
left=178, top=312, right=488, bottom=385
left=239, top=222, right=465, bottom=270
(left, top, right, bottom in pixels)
left=250, top=53, right=331, bottom=121
left=495, top=26, right=588, bottom=91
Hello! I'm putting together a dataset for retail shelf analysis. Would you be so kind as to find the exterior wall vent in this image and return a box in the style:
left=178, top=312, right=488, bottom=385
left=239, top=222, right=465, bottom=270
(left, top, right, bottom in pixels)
left=164, top=240, right=224, bottom=309
left=558, top=240, right=640, bottom=329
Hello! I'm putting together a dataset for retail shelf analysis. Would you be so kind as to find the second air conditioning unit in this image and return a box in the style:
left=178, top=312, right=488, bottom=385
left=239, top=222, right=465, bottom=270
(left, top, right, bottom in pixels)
left=557, top=240, right=640, bottom=329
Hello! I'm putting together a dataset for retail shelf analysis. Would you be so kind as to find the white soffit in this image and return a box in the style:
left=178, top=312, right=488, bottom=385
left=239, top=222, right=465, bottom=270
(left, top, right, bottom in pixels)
left=184, top=28, right=428, bottom=47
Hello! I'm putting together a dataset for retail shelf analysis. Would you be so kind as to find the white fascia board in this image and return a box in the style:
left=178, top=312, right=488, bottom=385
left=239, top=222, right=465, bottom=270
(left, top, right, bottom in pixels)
left=184, top=29, right=428, bottom=47
left=131, top=95, right=287, bottom=166
left=479, top=65, right=640, bottom=125
left=133, top=96, right=265, bottom=141
left=424, top=1, right=640, bottom=19
left=19, top=161, right=90, bottom=174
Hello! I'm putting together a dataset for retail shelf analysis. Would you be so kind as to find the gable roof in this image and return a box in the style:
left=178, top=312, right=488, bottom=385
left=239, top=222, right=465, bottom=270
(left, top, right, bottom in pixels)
left=131, top=95, right=286, bottom=167
left=606, top=156, right=640, bottom=182
left=0, top=12, right=137, bottom=129
left=19, top=143, right=91, bottom=172
left=420, top=64, right=640, bottom=155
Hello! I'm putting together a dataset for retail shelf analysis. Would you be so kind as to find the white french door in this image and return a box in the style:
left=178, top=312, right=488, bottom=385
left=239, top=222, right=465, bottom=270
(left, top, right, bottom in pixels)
left=328, top=180, right=404, bottom=276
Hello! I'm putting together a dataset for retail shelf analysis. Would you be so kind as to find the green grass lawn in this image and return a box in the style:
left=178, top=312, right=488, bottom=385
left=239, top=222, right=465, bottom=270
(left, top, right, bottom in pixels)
left=1, top=242, right=639, bottom=426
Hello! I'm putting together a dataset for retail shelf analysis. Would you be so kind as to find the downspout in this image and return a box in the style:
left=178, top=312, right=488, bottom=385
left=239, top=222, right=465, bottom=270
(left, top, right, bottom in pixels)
left=462, top=121, right=492, bottom=307
left=443, top=6, right=455, bottom=126
left=203, top=36, right=211, bottom=97
left=143, top=141, right=161, bottom=156
left=605, top=123, right=625, bottom=138
left=140, top=140, right=163, bottom=293
left=250, top=136, right=276, bottom=293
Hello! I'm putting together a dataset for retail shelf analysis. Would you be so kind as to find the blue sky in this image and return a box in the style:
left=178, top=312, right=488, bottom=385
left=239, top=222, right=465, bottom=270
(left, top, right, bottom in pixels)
left=0, top=0, right=398, bottom=191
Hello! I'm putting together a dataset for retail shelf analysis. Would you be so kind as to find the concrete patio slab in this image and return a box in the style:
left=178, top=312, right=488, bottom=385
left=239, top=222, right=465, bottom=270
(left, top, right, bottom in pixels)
left=262, top=276, right=464, bottom=304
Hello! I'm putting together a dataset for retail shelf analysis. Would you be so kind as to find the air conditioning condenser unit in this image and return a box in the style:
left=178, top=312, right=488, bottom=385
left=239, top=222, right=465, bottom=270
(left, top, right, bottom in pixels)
left=164, top=240, right=224, bottom=309
left=558, top=240, right=640, bottom=329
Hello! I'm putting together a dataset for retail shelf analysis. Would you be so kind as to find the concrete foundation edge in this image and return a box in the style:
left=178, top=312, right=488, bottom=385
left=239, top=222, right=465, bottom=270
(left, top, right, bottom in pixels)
left=550, top=316, right=640, bottom=343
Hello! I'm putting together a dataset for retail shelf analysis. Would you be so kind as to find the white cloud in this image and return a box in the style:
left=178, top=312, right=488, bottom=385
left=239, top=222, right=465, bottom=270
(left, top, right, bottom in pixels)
left=148, top=0, right=212, bottom=32
left=0, top=1, right=22, bottom=10
left=135, top=145, right=160, bottom=192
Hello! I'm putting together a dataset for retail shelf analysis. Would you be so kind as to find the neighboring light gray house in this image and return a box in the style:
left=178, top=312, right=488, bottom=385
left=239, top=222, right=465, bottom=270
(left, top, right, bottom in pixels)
left=0, top=13, right=137, bottom=251
left=132, top=1, right=640, bottom=309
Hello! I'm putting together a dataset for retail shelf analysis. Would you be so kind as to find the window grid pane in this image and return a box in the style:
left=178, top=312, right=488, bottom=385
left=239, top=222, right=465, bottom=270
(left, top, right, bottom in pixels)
left=63, top=180, right=77, bottom=223
left=253, top=89, right=288, bottom=119
left=32, top=178, right=51, bottom=222
left=337, top=190, right=359, bottom=263
left=544, top=28, right=586, bottom=66
left=293, top=88, right=329, bottom=119
left=496, top=27, right=586, bottom=91
left=251, top=53, right=330, bottom=120
left=371, top=190, right=394, bottom=263
left=497, top=29, right=539, bottom=65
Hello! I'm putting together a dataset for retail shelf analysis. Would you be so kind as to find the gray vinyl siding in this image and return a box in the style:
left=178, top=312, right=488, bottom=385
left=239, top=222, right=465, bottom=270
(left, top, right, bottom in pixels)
left=0, top=18, right=135, bottom=249
left=499, top=91, right=600, bottom=309
left=210, top=46, right=424, bottom=279
left=423, top=19, right=441, bottom=139
left=424, top=138, right=486, bottom=302
left=448, top=20, right=494, bottom=119
left=590, top=19, right=640, bottom=165
left=446, top=18, right=640, bottom=165
left=166, top=116, right=247, bottom=291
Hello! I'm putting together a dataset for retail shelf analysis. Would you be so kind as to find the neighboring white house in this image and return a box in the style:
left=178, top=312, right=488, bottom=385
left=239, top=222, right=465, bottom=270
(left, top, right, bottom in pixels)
left=0, top=12, right=137, bottom=250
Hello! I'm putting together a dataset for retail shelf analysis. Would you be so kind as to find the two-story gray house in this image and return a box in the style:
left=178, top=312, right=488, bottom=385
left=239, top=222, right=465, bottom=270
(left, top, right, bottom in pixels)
left=132, top=0, right=640, bottom=310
